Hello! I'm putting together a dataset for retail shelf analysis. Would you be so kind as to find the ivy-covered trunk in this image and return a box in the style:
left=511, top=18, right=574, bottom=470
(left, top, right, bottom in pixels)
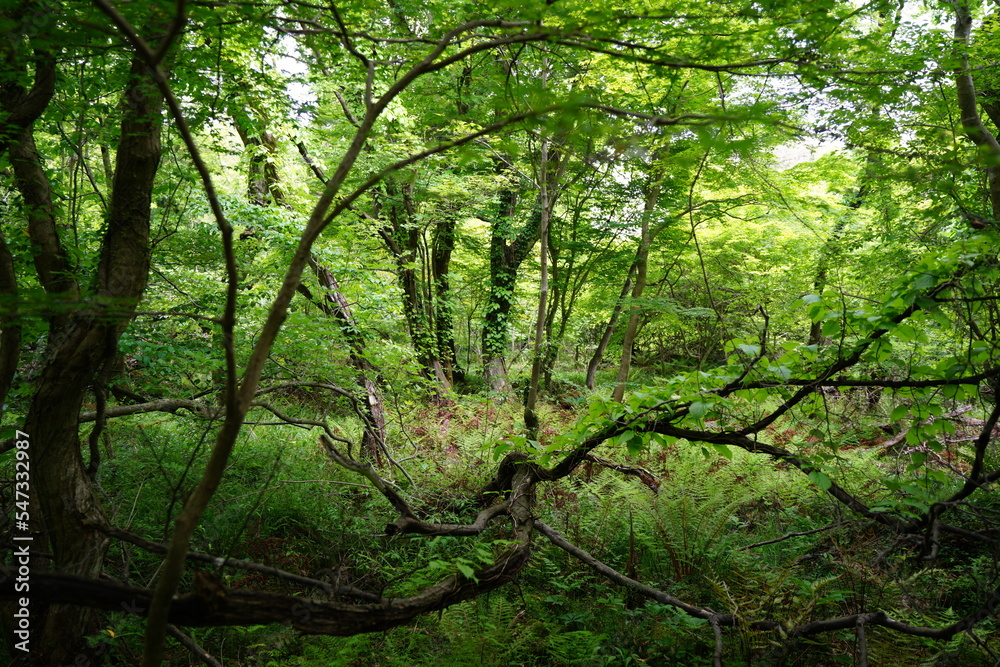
left=482, top=178, right=540, bottom=392
left=233, top=115, right=285, bottom=207
left=432, top=214, right=463, bottom=384
left=377, top=179, right=458, bottom=390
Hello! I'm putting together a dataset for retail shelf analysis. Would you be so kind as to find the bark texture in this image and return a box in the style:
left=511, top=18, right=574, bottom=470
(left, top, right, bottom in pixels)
left=5, top=52, right=165, bottom=663
left=612, top=176, right=663, bottom=403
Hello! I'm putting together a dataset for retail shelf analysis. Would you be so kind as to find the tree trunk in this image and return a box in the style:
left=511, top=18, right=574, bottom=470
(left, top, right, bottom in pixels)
left=612, top=178, right=663, bottom=403
left=0, top=232, right=21, bottom=419
left=953, top=2, right=1000, bottom=218
left=306, top=261, right=388, bottom=463
left=377, top=179, right=451, bottom=389
left=432, top=214, right=463, bottom=384
left=234, top=124, right=285, bottom=207
left=586, top=263, right=636, bottom=390
left=525, top=134, right=552, bottom=436
left=7, top=54, right=165, bottom=664
left=482, top=185, right=541, bottom=392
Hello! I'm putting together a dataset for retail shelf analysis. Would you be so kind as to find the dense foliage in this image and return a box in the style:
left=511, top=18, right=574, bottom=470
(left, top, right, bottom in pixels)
left=2, top=0, right=1000, bottom=664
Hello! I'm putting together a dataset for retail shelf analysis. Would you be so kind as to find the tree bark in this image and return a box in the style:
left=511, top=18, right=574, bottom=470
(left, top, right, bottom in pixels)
left=525, top=135, right=551, bottom=435
left=292, top=138, right=390, bottom=451
left=377, top=179, right=451, bottom=389
left=305, top=260, right=388, bottom=464
left=953, top=1, right=1000, bottom=218
left=612, top=177, right=663, bottom=403
left=586, top=262, right=636, bottom=390
left=5, top=53, right=166, bottom=664
left=0, top=233, right=21, bottom=418
left=233, top=113, right=285, bottom=207
left=432, top=213, right=463, bottom=384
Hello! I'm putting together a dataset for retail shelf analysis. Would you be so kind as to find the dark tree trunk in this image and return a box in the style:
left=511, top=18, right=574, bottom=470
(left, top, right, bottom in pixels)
left=0, top=231, right=22, bottom=418
left=4, top=53, right=165, bottom=664
left=304, top=261, right=388, bottom=464
left=377, top=179, right=450, bottom=389
left=432, top=214, right=463, bottom=384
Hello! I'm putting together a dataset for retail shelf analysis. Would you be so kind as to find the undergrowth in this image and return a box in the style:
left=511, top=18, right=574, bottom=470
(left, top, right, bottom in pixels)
left=81, top=390, right=999, bottom=666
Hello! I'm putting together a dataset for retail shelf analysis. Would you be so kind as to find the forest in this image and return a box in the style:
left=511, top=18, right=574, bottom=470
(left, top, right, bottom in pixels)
left=2, top=0, right=1000, bottom=664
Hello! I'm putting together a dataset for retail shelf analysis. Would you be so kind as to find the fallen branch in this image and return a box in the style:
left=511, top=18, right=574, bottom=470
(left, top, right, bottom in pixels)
left=321, top=433, right=512, bottom=536
left=534, top=520, right=747, bottom=625
left=533, top=520, right=1000, bottom=642
left=85, top=521, right=382, bottom=602
left=584, top=453, right=659, bottom=492
left=166, top=625, right=223, bottom=667
left=79, top=398, right=215, bottom=422
left=739, top=521, right=847, bottom=551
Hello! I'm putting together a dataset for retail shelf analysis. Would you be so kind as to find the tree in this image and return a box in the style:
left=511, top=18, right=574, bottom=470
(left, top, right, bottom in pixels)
left=1, top=2, right=174, bottom=660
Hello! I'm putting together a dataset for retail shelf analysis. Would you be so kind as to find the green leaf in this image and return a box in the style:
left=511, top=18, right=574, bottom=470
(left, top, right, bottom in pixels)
left=807, top=471, right=832, bottom=491
left=821, top=319, right=841, bottom=337
left=625, top=433, right=645, bottom=457
left=940, top=384, right=965, bottom=400
left=890, top=404, right=909, bottom=421
left=455, top=562, right=477, bottom=581
left=712, top=443, right=733, bottom=460
left=895, top=323, right=917, bottom=342
left=492, top=441, right=514, bottom=461
left=689, top=401, right=707, bottom=418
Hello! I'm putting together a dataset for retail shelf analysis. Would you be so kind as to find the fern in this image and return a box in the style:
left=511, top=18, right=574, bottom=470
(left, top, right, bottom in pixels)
left=546, top=630, right=606, bottom=665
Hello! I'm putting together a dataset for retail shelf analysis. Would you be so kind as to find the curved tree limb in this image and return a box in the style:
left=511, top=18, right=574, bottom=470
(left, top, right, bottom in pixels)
left=951, top=0, right=1000, bottom=216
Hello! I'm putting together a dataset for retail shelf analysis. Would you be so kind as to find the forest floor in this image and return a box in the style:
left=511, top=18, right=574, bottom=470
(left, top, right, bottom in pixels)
left=82, top=388, right=1000, bottom=666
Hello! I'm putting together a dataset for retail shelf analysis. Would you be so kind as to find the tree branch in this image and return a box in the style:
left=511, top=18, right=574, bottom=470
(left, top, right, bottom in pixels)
left=85, top=521, right=383, bottom=602
left=166, top=624, right=223, bottom=667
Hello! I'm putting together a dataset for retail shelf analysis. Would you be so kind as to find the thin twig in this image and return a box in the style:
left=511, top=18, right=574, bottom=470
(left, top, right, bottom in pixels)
left=739, top=521, right=846, bottom=551
left=166, top=624, right=222, bottom=667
